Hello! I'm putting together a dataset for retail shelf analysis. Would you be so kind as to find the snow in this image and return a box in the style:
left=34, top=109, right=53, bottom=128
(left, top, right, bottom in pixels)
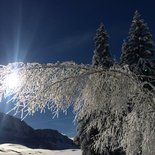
left=0, top=144, right=82, bottom=155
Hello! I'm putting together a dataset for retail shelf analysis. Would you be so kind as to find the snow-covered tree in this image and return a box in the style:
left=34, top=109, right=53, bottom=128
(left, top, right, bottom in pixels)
left=76, top=23, right=114, bottom=155
left=0, top=13, right=154, bottom=155
left=0, top=62, right=154, bottom=155
left=92, top=23, right=113, bottom=68
left=120, top=11, right=155, bottom=91
left=120, top=11, right=155, bottom=66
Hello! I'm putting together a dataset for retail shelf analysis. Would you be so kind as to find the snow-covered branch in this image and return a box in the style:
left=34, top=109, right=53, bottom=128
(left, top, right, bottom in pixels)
left=0, top=62, right=154, bottom=120
left=0, top=61, right=154, bottom=154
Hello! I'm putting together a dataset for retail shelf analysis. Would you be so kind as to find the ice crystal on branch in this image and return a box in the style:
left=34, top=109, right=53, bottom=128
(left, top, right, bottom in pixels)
left=0, top=62, right=154, bottom=116
left=0, top=62, right=154, bottom=154
left=0, top=62, right=93, bottom=118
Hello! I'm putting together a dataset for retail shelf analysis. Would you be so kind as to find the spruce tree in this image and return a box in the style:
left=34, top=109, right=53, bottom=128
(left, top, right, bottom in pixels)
left=121, top=11, right=155, bottom=90
left=120, top=11, right=155, bottom=66
left=76, top=23, right=114, bottom=155
left=92, top=23, right=113, bottom=68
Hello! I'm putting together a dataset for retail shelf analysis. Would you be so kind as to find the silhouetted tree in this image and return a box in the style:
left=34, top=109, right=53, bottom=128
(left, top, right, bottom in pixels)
left=121, top=11, right=155, bottom=66
left=120, top=11, right=155, bottom=89
left=92, top=23, right=113, bottom=68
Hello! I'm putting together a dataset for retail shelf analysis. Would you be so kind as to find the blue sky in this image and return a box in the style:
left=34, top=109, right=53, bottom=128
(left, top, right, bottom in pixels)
left=0, top=0, right=155, bottom=137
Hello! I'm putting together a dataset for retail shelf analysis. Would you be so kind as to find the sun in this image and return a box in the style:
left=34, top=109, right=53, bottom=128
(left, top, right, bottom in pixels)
left=5, top=72, right=19, bottom=90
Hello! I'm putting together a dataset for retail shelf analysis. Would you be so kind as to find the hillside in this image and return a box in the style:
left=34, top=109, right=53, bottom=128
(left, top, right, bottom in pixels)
left=0, top=112, right=78, bottom=150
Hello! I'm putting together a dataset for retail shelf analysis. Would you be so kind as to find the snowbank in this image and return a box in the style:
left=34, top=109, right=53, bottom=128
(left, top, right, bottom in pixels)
left=0, top=144, right=82, bottom=155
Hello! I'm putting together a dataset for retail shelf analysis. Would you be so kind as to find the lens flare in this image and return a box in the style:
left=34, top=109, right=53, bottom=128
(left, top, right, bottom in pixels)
left=5, top=72, right=19, bottom=90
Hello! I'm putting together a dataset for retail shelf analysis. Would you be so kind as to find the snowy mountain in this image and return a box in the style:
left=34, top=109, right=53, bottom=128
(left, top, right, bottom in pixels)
left=0, top=112, right=78, bottom=150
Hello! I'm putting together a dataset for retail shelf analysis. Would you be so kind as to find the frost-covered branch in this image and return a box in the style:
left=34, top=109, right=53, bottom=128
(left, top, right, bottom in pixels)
left=0, top=62, right=154, bottom=119
left=0, top=61, right=155, bottom=154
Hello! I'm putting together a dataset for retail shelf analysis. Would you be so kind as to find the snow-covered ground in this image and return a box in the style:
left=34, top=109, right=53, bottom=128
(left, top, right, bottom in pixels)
left=0, top=144, right=82, bottom=155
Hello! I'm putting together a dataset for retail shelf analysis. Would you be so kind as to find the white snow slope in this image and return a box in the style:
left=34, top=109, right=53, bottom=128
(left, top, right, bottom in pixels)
left=0, top=144, right=82, bottom=155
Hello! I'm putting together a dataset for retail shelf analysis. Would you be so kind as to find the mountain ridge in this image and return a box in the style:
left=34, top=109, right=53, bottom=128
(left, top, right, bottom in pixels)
left=0, top=112, right=78, bottom=150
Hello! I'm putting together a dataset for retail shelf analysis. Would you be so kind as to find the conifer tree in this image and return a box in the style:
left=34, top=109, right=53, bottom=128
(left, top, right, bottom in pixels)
left=120, top=11, right=155, bottom=90
left=76, top=23, right=114, bottom=155
left=120, top=11, right=155, bottom=66
left=92, top=23, right=113, bottom=68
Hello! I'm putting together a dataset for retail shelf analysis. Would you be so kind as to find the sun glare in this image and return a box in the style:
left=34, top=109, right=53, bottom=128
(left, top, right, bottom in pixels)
left=5, top=72, right=19, bottom=90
